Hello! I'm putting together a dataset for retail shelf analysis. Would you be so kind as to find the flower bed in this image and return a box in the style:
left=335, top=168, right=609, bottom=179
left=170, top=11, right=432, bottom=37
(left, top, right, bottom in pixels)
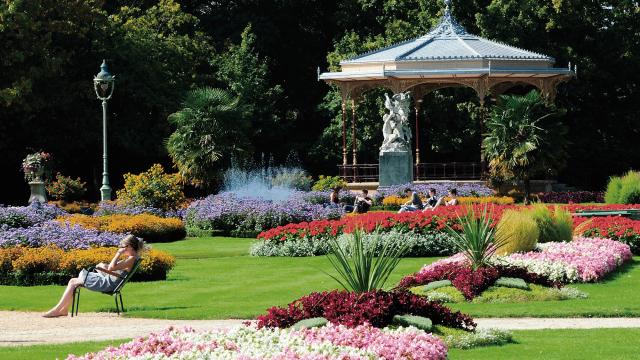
left=67, top=324, right=448, bottom=360
left=382, top=195, right=514, bottom=207
left=257, top=289, right=476, bottom=330
left=538, top=191, right=604, bottom=204
left=0, top=202, right=66, bottom=228
left=401, top=238, right=632, bottom=294
left=0, top=246, right=175, bottom=285
left=185, top=191, right=343, bottom=237
left=95, top=201, right=185, bottom=218
left=57, top=214, right=186, bottom=243
left=498, top=237, right=633, bottom=282
left=574, top=216, right=640, bottom=253
left=378, top=182, right=493, bottom=198
left=0, top=221, right=122, bottom=250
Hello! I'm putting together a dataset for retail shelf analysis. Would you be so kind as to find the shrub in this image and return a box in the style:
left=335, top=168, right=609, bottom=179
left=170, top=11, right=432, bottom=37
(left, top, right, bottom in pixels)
left=312, top=175, right=348, bottom=191
left=552, top=206, right=574, bottom=242
left=116, top=164, right=185, bottom=211
left=48, top=201, right=96, bottom=214
left=58, top=214, right=186, bottom=243
left=605, top=171, right=640, bottom=204
left=392, top=314, right=433, bottom=331
left=0, top=246, right=175, bottom=285
left=494, top=277, right=529, bottom=290
left=270, top=168, right=312, bottom=191
left=325, top=230, right=410, bottom=292
left=495, top=209, right=539, bottom=255
left=256, top=289, right=476, bottom=330
left=290, top=317, right=328, bottom=330
left=524, top=204, right=572, bottom=243
left=46, top=173, right=87, bottom=201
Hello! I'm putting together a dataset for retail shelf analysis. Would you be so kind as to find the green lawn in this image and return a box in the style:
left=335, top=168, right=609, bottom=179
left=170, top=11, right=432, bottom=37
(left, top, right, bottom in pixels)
left=450, top=328, right=640, bottom=359
left=0, top=236, right=638, bottom=319
left=4, top=329, right=640, bottom=360
left=0, top=237, right=436, bottom=319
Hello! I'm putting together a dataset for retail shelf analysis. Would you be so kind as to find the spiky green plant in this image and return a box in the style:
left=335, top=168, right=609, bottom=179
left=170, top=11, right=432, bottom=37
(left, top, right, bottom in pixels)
left=324, top=229, right=410, bottom=292
left=445, top=206, right=507, bottom=270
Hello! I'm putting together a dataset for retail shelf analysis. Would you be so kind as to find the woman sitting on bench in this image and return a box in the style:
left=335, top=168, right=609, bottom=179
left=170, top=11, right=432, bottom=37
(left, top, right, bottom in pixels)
left=43, top=235, right=145, bottom=318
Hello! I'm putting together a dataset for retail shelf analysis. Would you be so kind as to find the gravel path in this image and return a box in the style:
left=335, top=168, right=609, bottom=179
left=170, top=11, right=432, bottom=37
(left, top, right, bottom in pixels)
left=2, top=311, right=640, bottom=346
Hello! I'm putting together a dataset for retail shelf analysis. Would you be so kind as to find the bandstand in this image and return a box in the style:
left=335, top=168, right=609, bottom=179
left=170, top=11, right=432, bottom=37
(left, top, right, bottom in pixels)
left=318, top=0, right=574, bottom=185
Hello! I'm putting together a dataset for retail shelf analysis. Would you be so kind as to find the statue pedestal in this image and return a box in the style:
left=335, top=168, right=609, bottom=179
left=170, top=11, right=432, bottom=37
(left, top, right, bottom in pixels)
left=379, top=151, right=413, bottom=186
left=28, top=181, right=47, bottom=204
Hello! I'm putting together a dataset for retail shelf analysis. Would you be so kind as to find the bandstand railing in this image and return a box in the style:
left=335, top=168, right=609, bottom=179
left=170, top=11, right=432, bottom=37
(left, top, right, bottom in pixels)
left=338, top=162, right=482, bottom=183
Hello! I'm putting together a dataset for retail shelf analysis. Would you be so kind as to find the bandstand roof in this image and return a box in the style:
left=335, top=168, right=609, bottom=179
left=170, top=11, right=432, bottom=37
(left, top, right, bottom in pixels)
left=319, top=0, right=574, bottom=101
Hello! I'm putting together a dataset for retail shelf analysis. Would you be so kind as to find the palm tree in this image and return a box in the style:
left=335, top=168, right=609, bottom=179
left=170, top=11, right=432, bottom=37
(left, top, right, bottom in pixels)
left=166, top=87, right=249, bottom=187
left=482, top=90, right=567, bottom=203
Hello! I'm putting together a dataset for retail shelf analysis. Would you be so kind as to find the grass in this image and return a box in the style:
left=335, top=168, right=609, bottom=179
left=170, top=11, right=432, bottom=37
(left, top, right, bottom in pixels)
left=0, top=236, right=638, bottom=319
left=449, top=328, right=640, bottom=359
left=0, top=339, right=129, bottom=360
left=0, top=237, right=436, bottom=319
left=4, top=329, right=640, bottom=360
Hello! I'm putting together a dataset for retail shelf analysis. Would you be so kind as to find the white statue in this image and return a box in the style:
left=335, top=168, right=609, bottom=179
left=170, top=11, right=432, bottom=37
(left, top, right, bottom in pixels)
left=380, top=92, right=412, bottom=154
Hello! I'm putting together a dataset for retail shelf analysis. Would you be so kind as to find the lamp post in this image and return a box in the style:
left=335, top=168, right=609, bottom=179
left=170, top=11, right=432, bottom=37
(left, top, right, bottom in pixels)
left=93, top=60, right=115, bottom=201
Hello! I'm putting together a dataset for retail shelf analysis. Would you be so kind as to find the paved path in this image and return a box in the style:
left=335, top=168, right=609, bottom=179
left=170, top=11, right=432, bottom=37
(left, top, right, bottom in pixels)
left=1, top=311, right=640, bottom=346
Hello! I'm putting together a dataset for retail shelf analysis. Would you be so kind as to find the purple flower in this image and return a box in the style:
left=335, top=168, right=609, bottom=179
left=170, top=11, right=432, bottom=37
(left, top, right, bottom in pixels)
left=0, top=201, right=67, bottom=228
left=94, top=202, right=182, bottom=218
left=378, top=182, right=493, bottom=198
left=0, top=220, right=122, bottom=250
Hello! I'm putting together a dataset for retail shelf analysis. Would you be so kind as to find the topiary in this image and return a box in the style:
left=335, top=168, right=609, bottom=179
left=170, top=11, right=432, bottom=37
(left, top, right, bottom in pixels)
left=424, top=280, right=453, bottom=291
left=495, top=209, right=539, bottom=255
left=290, top=317, right=328, bottom=330
left=605, top=171, right=640, bottom=204
left=494, top=277, right=529, bottom=290
left=392, top=314, right=433, bottom=331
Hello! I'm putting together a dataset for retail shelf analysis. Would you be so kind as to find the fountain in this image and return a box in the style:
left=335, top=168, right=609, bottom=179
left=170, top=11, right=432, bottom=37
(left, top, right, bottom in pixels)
left=221, top=162, right=311, bottom=202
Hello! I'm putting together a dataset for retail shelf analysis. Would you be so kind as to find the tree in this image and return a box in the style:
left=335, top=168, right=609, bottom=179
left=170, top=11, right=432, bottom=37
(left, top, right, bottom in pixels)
left=482, top=90, right=568, bottom=203
left=216, top=24, right=286, bottom=161
left=166, top=87, right=249, bottom=188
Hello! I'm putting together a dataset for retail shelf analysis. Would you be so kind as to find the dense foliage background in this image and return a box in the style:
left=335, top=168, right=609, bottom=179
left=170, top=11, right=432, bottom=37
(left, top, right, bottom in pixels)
left=1, top=0, right=638, bottom=203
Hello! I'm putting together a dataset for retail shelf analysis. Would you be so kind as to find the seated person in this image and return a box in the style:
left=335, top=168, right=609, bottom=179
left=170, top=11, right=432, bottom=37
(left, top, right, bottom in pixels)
left=329, top=187, right=341, bottom=207
left=398, top=188, right=424, bottom=213
left=43, top=235, right=145, bottom=318
left=425, top=188, right=459, bottom=211
left=344, top=189, right=373, bottom=214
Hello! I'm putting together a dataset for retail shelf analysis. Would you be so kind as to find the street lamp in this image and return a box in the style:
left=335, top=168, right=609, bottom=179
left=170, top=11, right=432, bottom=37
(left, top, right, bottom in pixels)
left=93, top=60, right=115, bottom=201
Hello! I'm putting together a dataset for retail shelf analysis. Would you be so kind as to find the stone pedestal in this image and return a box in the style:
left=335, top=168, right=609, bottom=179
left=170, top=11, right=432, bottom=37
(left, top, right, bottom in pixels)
left=28, top=181, right=47, bottom=204
left=379, top=151, right=413, bottom=186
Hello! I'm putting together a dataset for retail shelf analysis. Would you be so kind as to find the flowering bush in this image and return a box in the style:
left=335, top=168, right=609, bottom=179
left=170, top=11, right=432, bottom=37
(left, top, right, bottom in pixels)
left=256, top=289, right=476, bottom=330
left=539, top=191, right=604, bottom=204
left=21, top=151, right=52, bottom=182
left=116, top=164, right=186, bottom=211
left=185, top=191, right=343, bottom=237
left=58, top=214, right=186, bottom=243
left=46, top=173, right=87, bottom=201
left=0, top=202, right=66, bottom=229
left=312, top=175, right=348, bottom=191
left=0, top=221, right=121, bottom=250
left=573, top=216, right=640, bottom=253
left=67, top=324, right=448, bottom=360
left=499, top=237, right=633, bottom=282
left=0, top=246, right=175, bottom=285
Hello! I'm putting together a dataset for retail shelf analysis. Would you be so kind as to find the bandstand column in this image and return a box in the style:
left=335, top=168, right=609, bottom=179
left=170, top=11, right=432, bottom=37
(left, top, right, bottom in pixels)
left=351, top=99, right=357, bottom=165
left=415, top=99, right=423, bottom=165
left=479, top=98, right=487, bottom=178
left=341, top=100, right=347, bottom=166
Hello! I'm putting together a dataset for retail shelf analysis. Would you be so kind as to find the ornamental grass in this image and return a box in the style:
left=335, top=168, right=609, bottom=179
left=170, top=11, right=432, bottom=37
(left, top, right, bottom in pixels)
left=57, top=214, right=186, bottom=242
left=494, top=209, right=539, bottom=255
left=0, top=246, right=175, bottom=285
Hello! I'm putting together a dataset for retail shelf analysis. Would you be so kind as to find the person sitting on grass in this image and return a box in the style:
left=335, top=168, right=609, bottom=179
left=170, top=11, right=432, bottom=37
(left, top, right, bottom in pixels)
left=425, top=188, right=459, bottom=211
left=344, top=189, right=373, bottom=214
left=43, top=235, right=145, bottom=318
left=398, top=188, right=424, bottom=213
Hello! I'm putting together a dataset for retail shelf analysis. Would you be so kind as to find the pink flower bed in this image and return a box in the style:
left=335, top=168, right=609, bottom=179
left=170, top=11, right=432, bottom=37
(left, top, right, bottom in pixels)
left=67, top=324, right=448, bottom=360
left=506, top=237, right=633, bottom=282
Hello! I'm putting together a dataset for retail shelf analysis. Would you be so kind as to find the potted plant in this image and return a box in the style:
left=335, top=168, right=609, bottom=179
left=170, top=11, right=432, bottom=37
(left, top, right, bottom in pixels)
left=22, top=151, right=52, bottom=203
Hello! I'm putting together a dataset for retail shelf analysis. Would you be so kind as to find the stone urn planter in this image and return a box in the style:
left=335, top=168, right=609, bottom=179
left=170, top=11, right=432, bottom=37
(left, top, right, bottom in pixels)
left=28, top=180, right=47, bottom=204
